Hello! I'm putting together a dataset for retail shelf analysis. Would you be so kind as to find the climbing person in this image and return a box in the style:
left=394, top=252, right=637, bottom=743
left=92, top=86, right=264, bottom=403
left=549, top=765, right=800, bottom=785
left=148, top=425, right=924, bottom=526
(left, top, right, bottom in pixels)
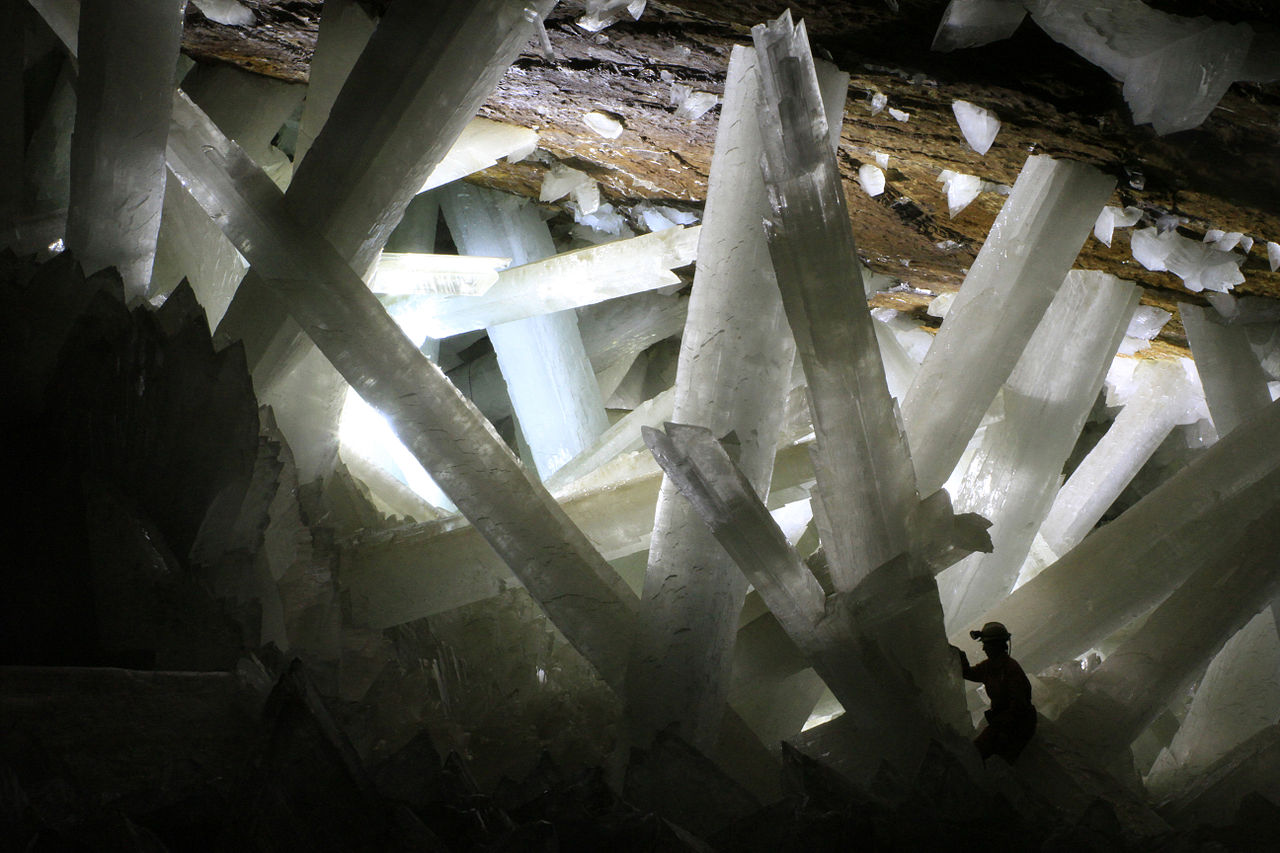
left=953, top=621, right=1037, bottom=763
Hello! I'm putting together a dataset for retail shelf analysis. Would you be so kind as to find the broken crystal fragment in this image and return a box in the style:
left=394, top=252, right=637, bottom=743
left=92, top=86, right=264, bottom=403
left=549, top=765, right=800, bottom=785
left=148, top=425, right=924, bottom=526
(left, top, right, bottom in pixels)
left=540, top=164, right=600, bottom=214
left=577, top=0, right=646, bottom=32
left=1269, top=241, right=1280, bottom=272
left=858, top=163, right=886, bottom=197
left=937, top=170, right=983, bottom=217
left=191, top=0, right=254, bottom=27
left=888, top=107, right=910, bottom=122
left=1204, top=229, right=1245, bottom=252
left=868, top=91, right=888, bottom=114
left=583, top=110, right=624, bottom=139
left=420, top=119, right=540, bottom=191
left=926, top=292, right=956, bottom=319
left=1131, top=227, right=1245, bottom=293
left=874, top=151, right=890, bottom=169
left=951, top=100, right=1000, bottom=154
left=903, top=155, right=1115, bottom=493
left=931, top=0, right=1026, bottom=52
left=671, top=85, right=720, bottom=120
left=1025, top=0, right=1255, bottom=134
left=1117, top=303, right=1172, bottom=354
left=1093, top=204, right=1143, bottom=248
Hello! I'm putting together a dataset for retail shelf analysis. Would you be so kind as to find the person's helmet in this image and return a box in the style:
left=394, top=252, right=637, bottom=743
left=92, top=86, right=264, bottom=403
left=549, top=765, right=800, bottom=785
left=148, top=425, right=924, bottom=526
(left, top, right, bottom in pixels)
left=969, top=621, right=1011, bottom=642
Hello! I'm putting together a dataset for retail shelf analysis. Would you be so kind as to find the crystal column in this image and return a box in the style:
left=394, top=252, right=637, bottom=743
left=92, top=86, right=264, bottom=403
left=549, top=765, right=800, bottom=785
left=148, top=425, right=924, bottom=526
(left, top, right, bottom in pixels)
left=1181, top=303, right=1273, bottom=438
left=978, top=397, right=1280, bottom=673
left=938, top=270, right=1137, bottom=635
left=65, top=0, right=184, bottom=299
left=166, top=91, right=637, bottom=689
left=901, top=155, right=1115, bottom=493
left=1054, top=509, right=1280, bottom=763
left=622, top=45, right=802, bottom=751
left=1034, top=359, right=1199, bottom=562
left=439, top=183, right=609, bottom=480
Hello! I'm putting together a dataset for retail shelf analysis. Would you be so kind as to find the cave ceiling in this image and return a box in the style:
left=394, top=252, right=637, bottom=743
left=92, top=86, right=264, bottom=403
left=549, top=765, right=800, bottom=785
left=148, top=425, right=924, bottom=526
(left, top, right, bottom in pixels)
left=180, top=0, right=1280, bottom=355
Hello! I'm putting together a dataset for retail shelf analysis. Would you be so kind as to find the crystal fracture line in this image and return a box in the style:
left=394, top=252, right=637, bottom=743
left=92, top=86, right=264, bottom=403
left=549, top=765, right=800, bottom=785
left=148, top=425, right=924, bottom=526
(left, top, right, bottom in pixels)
left=165, top=91, right=638, bottom=690
left=901, top=155, right=1115, bottom=493
left=623, top=45, right=801, bottom=752
left=65, top=0, right=183, bottom=300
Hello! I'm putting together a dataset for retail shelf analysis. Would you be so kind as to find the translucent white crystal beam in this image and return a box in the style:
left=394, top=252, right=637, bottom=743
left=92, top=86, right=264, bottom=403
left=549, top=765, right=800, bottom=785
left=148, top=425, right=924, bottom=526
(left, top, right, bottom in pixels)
left=938, top=271, right=1137, bottom=634
left=371, top=253, right=508, bottom=296
left=1145, top=609, right=1280, bottom=799
left=439, top=183, right=609, bottom=480
left=1180, top=303, right=1273, bottom=438
left=643, top=423, right=966, bottom=763
left=419, top=118, right=539, bottom=192
left=153, top=65, right=303, bottom=322
left=1035, top=359, right=1199, bottom=560
left=212, top=0, right=556, bottom=481
left=752, top=10, right=972, bottom=737
left=578, top=291, right=688, bottom=401
left=622, top=44, right=804, bottom=752
left=165, top=91, right=638, bottom=689
left=341, top=437, right=818, bottom=627
left=643, top=424, right=825, bottom=632
left=179, top=62, right=304, bottom=187
left=544, top=387, right=676, bottom=493
left=65, top=0, right=184, bottom=300
left=218, top=0, right=557, bottom=375
left=402, top=225, right=699, bottom=338
left=1054, top=510, right=1280, bottom=763
left=754, top=11, right=917, bottom=589
left=979, top=398, right=1280, bottom=674
left=293, top=0, right=377, bottom=168
left=901, top=155, right=1115, bottom=493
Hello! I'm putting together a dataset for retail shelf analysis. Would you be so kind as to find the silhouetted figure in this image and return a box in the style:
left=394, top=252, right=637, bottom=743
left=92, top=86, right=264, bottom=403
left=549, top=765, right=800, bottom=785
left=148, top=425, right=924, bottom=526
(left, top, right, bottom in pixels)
left=954, top=621, right=1037, bottom=763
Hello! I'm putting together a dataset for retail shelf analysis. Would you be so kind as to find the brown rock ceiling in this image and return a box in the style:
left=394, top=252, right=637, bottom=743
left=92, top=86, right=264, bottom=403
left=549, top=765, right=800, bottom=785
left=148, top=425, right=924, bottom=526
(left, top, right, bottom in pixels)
left=181, top=0, right=1280, bottom=353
